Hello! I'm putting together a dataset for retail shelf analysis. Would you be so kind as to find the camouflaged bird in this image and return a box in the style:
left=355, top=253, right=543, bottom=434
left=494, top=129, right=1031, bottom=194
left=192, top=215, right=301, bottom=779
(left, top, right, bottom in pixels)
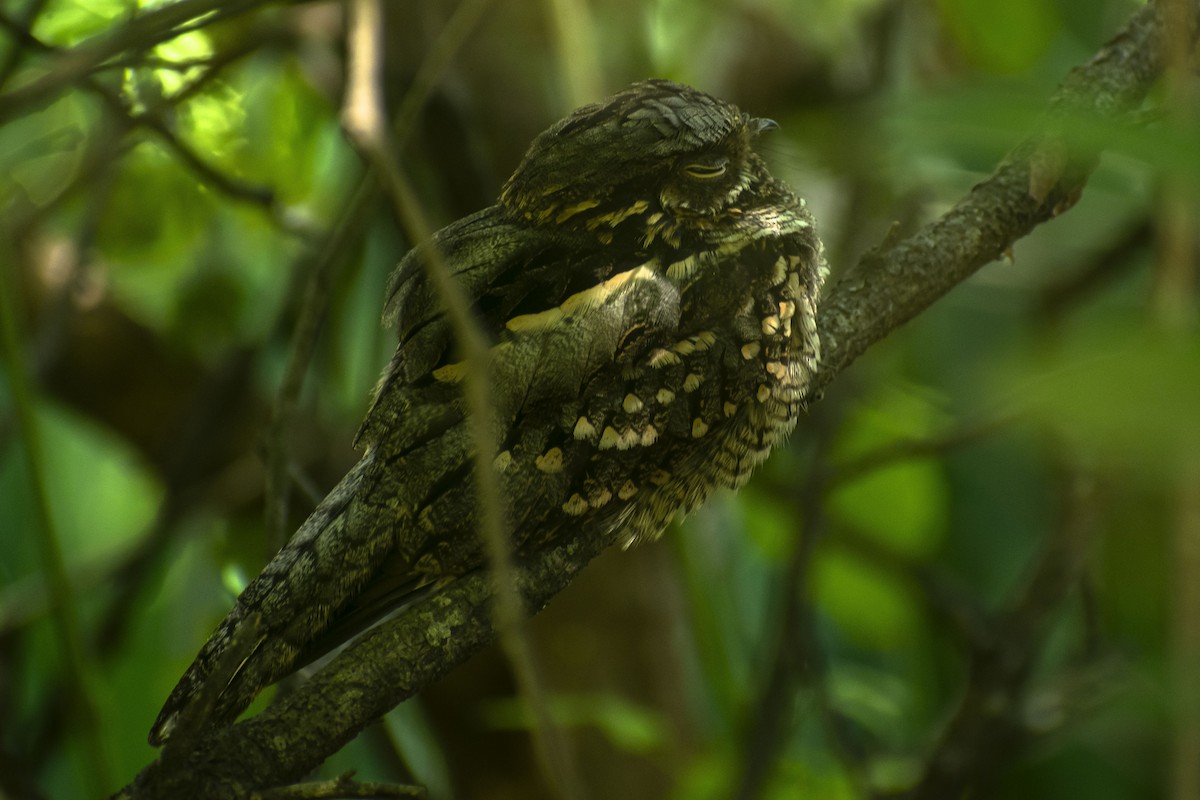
left=149, top=79, right=827, bottom=745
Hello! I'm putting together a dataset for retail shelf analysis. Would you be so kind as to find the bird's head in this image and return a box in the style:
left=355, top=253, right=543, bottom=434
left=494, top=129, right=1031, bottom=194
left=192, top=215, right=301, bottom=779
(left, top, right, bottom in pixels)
left=499, top=80, right=791, bottom=249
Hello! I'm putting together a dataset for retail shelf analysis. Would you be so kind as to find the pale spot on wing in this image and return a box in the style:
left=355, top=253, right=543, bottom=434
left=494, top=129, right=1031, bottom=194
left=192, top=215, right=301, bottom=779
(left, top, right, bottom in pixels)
left=506, top=306, right=564, bottom=333
left=666, top=253, right=707, bottom=281
left=787, top=270, right=802, bottom=297
left=432, top=361, right=467, bottom=383
left=535, top=447, right=564, bottom=473
left=555, top=198, right=600, bottom=223
left=586, top=199, right=649, bottom=230
left=504, top=261, right=660, bottom=336
left=770, top=256, right=788, bottom=286
left=573, top=416, right=597, bottom=440
left=640, top=425, right=659, bottom=446
left=563, top=494, right=589, bottom=515
left=649, top=348, right=681, bottom=368
left=599, top=426, right=622, bottom=449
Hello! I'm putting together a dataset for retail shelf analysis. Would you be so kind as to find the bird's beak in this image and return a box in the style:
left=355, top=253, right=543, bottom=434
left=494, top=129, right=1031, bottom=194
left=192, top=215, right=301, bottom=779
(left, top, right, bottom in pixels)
left=751, top=117, right=779, bottom=136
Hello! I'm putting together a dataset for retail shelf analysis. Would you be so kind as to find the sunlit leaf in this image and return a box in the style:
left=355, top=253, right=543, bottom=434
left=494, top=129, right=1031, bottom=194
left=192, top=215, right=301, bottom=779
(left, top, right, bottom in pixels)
left=33, top=0, right=127, bottom=46
left=814, top=547, right=922, bottom=650
left=0, top=95, right=92, bottom=207
left=829, top=389, right=949, bottom=559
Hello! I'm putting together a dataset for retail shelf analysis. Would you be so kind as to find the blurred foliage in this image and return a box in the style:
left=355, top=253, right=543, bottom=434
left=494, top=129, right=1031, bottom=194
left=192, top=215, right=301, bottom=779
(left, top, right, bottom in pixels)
left=1, top=0, right=1197, bottom=798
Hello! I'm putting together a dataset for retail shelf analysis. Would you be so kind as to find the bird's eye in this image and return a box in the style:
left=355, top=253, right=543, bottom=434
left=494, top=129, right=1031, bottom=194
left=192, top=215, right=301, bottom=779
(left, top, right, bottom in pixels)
left=683, top=159, right=728, bottom=179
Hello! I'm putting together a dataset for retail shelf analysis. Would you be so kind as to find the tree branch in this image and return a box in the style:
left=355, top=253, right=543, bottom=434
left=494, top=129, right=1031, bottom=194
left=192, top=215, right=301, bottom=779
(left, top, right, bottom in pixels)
left=0, top=0, right=279, bottom=122
left=886, top=470, right=1099, bottom=799
left=811, top=0, right=1188, bottom=393
left=119, top=1, right=1197, bottom=796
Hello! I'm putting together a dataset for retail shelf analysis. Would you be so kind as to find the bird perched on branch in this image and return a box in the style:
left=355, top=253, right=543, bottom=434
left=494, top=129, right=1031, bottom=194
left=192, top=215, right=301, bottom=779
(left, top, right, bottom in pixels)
left=149, top=78, right=827, bottom=746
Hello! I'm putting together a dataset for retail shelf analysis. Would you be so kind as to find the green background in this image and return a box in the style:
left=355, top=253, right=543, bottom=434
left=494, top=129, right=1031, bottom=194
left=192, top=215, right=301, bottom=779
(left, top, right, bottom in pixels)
left=1, top=0, right=1197, bottom=797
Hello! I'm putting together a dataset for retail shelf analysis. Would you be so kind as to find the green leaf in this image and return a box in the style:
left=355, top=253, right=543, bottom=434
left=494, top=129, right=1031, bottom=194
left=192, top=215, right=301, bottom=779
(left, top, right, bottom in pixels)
left=483, top=692, right=669, bottom=754
left=829, top=389, right=949, bottom=559
left=739, top=491, right=797, bottom=562
left=814, top=547, right=921, bottom=650
left=0, top=401, right=162, bottom=577
left=936, top=0, right=1060, bottom=73
left=33, top=0, right=127, bottom=46
left=1010, top=325, right=1200, bottom=470
left=383, top=700, right=453, bottom=800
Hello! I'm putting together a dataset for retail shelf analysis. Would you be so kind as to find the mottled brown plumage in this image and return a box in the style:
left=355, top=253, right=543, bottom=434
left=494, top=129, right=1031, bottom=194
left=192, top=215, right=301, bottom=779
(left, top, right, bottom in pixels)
left=149, top=79, right=826, bottom=746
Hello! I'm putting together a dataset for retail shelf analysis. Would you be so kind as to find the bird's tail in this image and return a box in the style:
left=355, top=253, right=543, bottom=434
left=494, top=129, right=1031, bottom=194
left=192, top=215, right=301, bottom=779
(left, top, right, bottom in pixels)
left=148, top=453, right=395, bottom=746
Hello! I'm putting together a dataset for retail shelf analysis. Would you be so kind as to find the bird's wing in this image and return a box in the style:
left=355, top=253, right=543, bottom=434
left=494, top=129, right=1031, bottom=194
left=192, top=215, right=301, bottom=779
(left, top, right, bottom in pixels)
left=357, top=205, right=675, bottom=445
left=148, top=454, right=393, bottom=745
left=149, top=210, right=683, bottom=745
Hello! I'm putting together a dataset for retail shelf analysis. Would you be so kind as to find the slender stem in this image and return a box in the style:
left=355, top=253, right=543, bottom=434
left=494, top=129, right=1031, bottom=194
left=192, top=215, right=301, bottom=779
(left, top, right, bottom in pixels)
left=391, top=0, right=498, bottom=151
left=0, top=0, right=272, bottom=121
left=263, top=172, right=376, bottom=553
left=1156, top=7, right=1200, bottom=797
left=543, top=0, right=602, bottom=108
left=0, top=241, right=113, bottom=790
left=341, top=1, right=584, bottom=796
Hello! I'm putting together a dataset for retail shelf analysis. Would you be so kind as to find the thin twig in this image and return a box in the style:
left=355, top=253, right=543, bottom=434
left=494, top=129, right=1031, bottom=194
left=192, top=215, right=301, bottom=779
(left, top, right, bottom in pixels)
left=1155, top=7, right=1200, bottom=797
left=734, top=409, right=838, bottom=800
left=827, top=413, right=1014, bottom=489
left=0, top=0, right=273, bottom=121
left=543, top=0, right=601, bottom=107
left=0, top=0, right=50, bottom=93
left=391, top=0, right=498, bottom=150
left=253, top=772, right=425, bottom=799
left=263, top=172, right=377, bottom=552
left=810, top=0, right=1193, bottom=396
left=340, top=2, right=584, bottom=797
left=0, top=236, right=112, bottom=790
left=889, top=470, right=1098, bottom=799
left=263, top=0, right=494, bottom=554
left=1, top=22, right=306, bottom=240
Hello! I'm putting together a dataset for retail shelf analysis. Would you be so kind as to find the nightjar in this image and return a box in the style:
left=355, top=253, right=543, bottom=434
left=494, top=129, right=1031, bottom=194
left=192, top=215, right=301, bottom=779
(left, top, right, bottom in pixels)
left=150, top=79, right=827, bottom=746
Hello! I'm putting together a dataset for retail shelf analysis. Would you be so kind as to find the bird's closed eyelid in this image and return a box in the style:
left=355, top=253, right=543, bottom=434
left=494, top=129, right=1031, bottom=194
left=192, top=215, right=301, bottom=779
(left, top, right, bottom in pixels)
left=681, top=156, right=730, bottom=179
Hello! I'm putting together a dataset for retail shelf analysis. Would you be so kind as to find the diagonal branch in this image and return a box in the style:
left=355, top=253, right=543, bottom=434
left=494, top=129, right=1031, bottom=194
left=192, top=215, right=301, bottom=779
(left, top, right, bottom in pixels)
left=885, top=470, right=1099, bottom=800
left=811, top=0, right=1190, bottom=391
left=118, top=1, right=1197, bottom=797
left=0, top=0, right=279, bottom=122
